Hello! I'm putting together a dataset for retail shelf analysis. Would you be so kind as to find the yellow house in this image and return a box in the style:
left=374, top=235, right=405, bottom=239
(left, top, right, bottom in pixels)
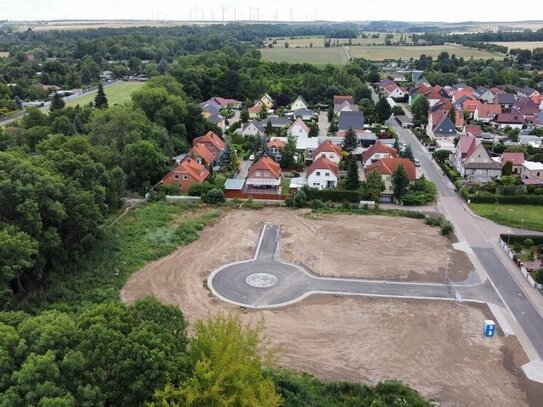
left=257, top=93, right=274, bottom=109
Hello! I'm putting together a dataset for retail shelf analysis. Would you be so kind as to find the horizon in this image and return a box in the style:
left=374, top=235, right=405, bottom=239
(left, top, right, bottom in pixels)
left=1, top=0, right=543, bottom=24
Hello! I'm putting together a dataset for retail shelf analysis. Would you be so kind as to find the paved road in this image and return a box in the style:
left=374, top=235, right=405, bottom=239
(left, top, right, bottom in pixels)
left=387, top=117, right=543, bottom=358
left=208, top=224, right=499, bottom=308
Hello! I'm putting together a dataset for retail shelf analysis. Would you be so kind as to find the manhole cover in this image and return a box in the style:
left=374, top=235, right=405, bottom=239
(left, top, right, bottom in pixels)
left=246, top=273, right=278, bottom=288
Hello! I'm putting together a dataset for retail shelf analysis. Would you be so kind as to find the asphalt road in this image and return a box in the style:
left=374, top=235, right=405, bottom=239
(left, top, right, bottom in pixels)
left=387, top=117, right=543, bottom=358
left=208, top=224, right=499, bottom=308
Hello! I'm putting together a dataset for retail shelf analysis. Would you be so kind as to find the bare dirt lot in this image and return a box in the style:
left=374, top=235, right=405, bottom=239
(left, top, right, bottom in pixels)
left=121, top=208, right=542, bottom=407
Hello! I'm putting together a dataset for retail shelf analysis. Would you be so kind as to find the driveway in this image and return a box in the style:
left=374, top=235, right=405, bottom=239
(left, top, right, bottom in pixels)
left=318, top=110, right=329, bottom=136
left=208, top=224, right=499, bottom=308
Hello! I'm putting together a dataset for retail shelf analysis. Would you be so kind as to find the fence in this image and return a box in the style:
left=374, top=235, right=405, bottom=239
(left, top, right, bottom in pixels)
left=499, top=238, right=543, bottom=290
left=225, top=191, right=287, bottom=201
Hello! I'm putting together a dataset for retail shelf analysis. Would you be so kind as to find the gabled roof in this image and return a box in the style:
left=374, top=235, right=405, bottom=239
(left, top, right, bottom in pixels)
left=365, top=158, right=417, bottom=181
left=190, top=143, right=215, bottom=164
left=462, top=99, right=481, bottom=112
left=496, top=113, right=524, bottom=124
left=519, top=87, right=538, bottom=96
left=476, top=104, right=501, bottom=118
left=262, top=93, right=274, bottom=103
left=261, top=115, right=292, bottom=128
left=249, top=103, right=262, bottom=113
left=490, top=87, right=505, bottom=95
left=164, top=157, right=209, bottom=183
left=495, top=93, right=517, bottom=105
left=338, top=111, right=365, bottom=131
left=378, top=79, right=395, bottom=88
left=247, top=156, right=281, bottom=179
left=433, top=115, right=457, bottom=135
left=333, top=95, right=354, bottom=104
left=457, top=134, right=481, bottom=158
left=293, top=108, right=315, bottom=118
left=207, top=113, right=224, bottom=124
left=243, top=120, right=265, bottom=133
left=212, top=96, right=241, bottom=106
left=267, top=138, right=285, bottom=149
left=463, top=143, right=502, bottom=169
left=453, top=89, right=474, bottom=102
left=473, top=86, right=490, bottom=97
left=200, top=100, right=221, bottom=114
left=334, top=100, right=359, bottom=113
left=306, top=156, right=339, bottom=178
left=292, top=95, right=308, bottom=107
left=512, top=97, right=540, bottom=115
left=288, top=117, right=310, bottom=134
left=193, top=131, right=225, bottom=151
left=464, top=125, right=482, bottom=137
left=500, top=152, right=525, bottom=166
left=314, top=140, right=342, bottom=157
left=362, top=140, right=398, bottom=162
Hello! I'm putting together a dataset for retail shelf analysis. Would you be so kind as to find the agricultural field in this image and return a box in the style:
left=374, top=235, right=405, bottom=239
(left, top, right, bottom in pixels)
left=66, top=81, right=144, bottom=108
left=490, top=41, right=543, bottom=51
left=122, top=207, right=543, bottom=407
left=470, top=203, right=543, bottom=232
left=259, top=46, right=348, bottom=65
left=264, top=32, right=413, bottom=48
left=348, top=44, right=501, bottom=60
left=0, top=52, right=9, bottom=58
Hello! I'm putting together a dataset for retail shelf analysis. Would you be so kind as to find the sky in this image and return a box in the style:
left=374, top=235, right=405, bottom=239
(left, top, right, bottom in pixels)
left=1, top=0, right=542, bottom=23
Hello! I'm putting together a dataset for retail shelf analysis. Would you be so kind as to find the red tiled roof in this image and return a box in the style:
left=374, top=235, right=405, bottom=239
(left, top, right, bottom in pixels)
left=314, top=140, right=342, bottom=157
left=212, top=97, right=240, bottom=106
left=490, top=87, right=505, bottom=95
left=267, top=139, right=285, bottom=149
left=462, top=99, right=481, bottom=112
left=365, top=158, right=417, bottom=181
left=164, top=158, right=209, bottom=183
left=500, top=152, right=525, bottom=166
left=457, top=134, right=481, bottom=158
left=288, top=117, right=310, bottom=134
left=476, top=104, right=501, bottom=118
left=249, top=104, right=261, bottom=113
left=247, top=156, right=281, bottom=179
left=190, top=143, right=215, bottom=164
left=453, top=90, right=474, bottom=101
left=193, top=131, right=225, bottom=151
left=496, top=113, right=524, bottom=124
left=306, top=156, right=339, bottom=178
left=464, top=125, right=482, bottom=136
left=333, top=95, right=354, bottom=104
left=362, top=141, right=398, bottom=162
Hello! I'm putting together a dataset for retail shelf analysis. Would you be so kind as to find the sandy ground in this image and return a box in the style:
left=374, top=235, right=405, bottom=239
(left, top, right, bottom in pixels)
left=121, top=208, right=542, bottom=406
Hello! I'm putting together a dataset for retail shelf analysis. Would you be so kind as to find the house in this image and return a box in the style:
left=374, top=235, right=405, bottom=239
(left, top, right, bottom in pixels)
left=383, top=83, right=407, bottom=99
left=200, top=99, right=221, bottom=117
left=361, top=141, right=398, bottom=166
left=365, top=158, right=417, bottom=202
left=534, top=112, right=543, bottom=128
left=512, top=97, right=540, bottom=123
left=100, top=70, right=113, bottom=81
left=452, top=89, right=474, bottom=104
left=267, top=139, right=285, bottom=161
left=245, top=156, right=281, bottom=192
left=188, top=143, right=216, bottom=166
left=452, top=83, right=473, bottom=93
left=461, top=99, right=482, bottom=117
left=241, top=120, right=265, bottom=137
left=306, top=156, right=339, bottom=190
left=334, top=100, right=358, bottom=114
left=464, top=125, right=482, bottom=138
left=261, top=115, right=292, bottom=129
left=292, top=108, right=316, bottom=121
left=495, top=93, right=517, bottom=112
left=378, top=79, right=395, bottom=90
left=192, top=131, right=225, bottom=159
left=453, top=135, right=502, bottom=181
left=312, top=140, right=342, bottom=164
left=257, top=93, right=274, bottom=109
left=473, top=104, right=501, bottom=122
left=333, top=95, right=354, bottom=105
left=500, top=152, right=525, bottom=174
left=474, top=86, right=495, bottom=103
left=519, top=134, right=543, bottom=148
left=160, top=157, right=209, bottom=192
left=520, top=161, right=543, bottom=184
left=248, top=104, right=262, bottom=118
left=428, top=115, right=457, bottom=138
left=338, top=111, right=365, bottom=131
left=291, top=95, right=308, bottom=111
left=295, top=136, right=319, bottom=162
left=206, top=113, right=226, bottom=132
left=395, top=115, right=413, bottom=128
left=495, top=113, right=524, bottom=129
left=518, top=87, right=539, bottom=99
left=205, top=96, right=242, bottom=109
left=288, top=118, right=310, bottom=138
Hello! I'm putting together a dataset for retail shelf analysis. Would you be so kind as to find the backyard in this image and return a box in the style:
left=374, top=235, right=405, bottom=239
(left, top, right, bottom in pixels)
left=470, top=203, right=543, bottom=232
left=66, top=81, right=144, bottom=108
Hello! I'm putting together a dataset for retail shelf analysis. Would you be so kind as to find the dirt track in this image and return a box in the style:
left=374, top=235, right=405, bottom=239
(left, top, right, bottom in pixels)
left=121, top=208, right=541, bottom=406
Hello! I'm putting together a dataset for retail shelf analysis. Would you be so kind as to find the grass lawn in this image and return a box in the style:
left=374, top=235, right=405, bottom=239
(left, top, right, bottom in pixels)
left=259, top=47, right=348, bottom=66
left=0, top=51, right=9, bottom=58
left=22, top=201, right=223, bottom=311
left=470, top=203, right=543, bottom=232
left=348, top=45, right=501, bottom=60
left=281, top=177, right=291, bottom=195
left=490, top=41, right=543, bottom=51
left=66, top=81, right=144, bottom=108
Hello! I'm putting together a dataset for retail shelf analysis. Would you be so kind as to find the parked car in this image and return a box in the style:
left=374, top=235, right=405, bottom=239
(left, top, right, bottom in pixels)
left=414, top=158, right=421, bottom=167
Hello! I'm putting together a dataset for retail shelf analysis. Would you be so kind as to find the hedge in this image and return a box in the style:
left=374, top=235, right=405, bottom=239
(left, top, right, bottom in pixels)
left=465, top=191, right=543, bottom=205
left=302, top=187, right=362, bottom=203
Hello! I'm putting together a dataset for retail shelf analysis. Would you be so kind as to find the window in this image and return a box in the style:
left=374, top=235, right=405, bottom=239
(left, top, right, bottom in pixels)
left=325, top=172, right=330, bottom=176
left=255, top=171, right=261, bottom=177
left=316, top=171, right=321, bottom=176
left=212, top=153, right=216, bottom=157
left=183, top=176, right=188, bottom=180
left=329, top=154, right=334, bottom=159
left=313, top=182, right=319, bottom=186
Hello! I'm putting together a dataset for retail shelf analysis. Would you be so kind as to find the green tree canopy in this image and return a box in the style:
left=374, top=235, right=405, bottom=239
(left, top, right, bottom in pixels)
left=342, top=127, right=358, bottom=152
left=391, top=164, right=410, bottom=201
left=345, top=156, right=360, bottom=190
left=94, top=83, right=109, bottom=109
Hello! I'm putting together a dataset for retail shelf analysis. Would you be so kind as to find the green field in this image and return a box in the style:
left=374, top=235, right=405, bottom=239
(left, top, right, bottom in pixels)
left=470, top=203, right=543, bottom=232
left=259, top=47, right=348, bottom=65
left=490, top=41, right=543, bottom=51
left=0, top=52, right=9, bottom=58
left=66, top=81, right=144, bottom=107
left=348, top=45, right=501, bottom=60
left=264, top=33, right=413, bottom=49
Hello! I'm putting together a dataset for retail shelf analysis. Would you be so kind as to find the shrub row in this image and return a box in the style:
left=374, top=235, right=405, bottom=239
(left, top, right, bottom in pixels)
left=302, top=187, right=362, bottom=203
left=465, top=191, right=543, bottom=205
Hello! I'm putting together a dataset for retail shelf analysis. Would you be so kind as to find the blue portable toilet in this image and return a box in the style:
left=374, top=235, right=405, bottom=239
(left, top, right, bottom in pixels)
left=483, top=320, right=496, bottom=337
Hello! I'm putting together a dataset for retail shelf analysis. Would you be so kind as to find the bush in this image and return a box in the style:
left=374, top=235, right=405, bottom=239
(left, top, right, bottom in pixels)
left=440, top=221, right=454, bottom=237
left=432, top=149, right=450, bottom=163
left=424, top=216, right=442, bottom=227
left=188, top=182, right=214, bottom=196
left=293, top=190, right=307, bottom=208
left=401, top=192, right=434, bottom=206
left=302, top=186, right=362, bottom=203
left=201, top=189, right=225, bottom=204
left=523, top=238, right=534, bottom=247
left=310, top=199, right=324, bottom=209
left=535, top=269, right=543, bottom=285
